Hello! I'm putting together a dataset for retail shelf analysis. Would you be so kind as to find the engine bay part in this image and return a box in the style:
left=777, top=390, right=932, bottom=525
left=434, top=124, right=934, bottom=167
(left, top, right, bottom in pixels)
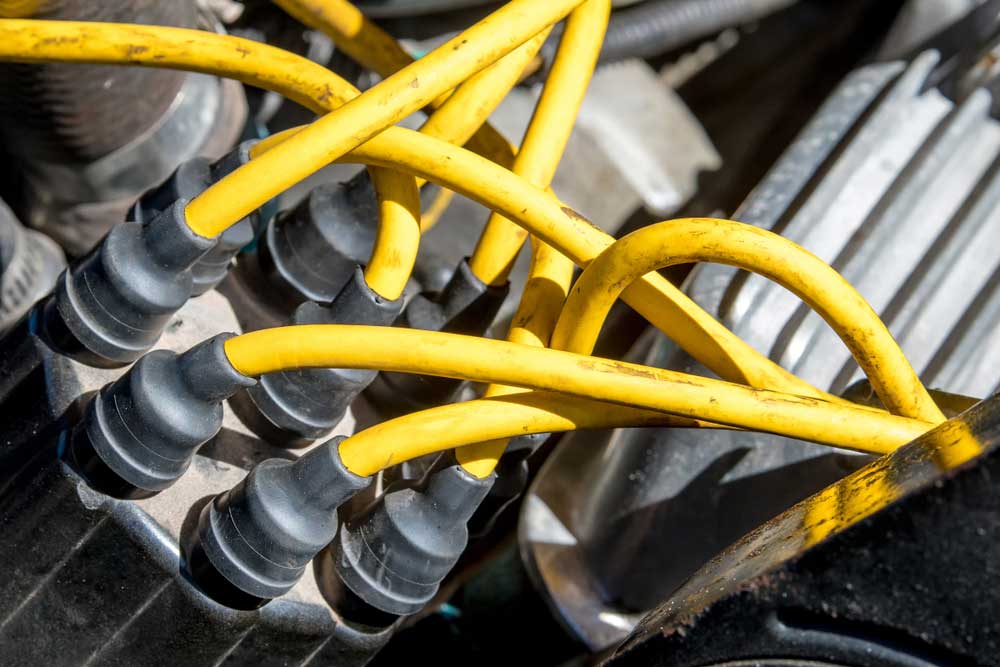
left=0, top=0, right=996, bottom=665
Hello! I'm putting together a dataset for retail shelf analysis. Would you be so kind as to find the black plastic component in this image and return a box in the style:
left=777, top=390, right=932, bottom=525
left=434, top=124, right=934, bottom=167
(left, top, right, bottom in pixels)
left=229, top=266, right=403, bottom=447
left=65, top=333, right=254, bottom=499
left=366, top=258, right=509, bottom=417
left=244, top=170, right=441, bottom=317
left=187, top=436, right=371, bottom=610
left=253, top=170, right=380, bottom=313
left=333, top=462, right=495, bottom=616
left=24, top=199, right=216, bottom=368
left=132, top=143, right=258, bottom=296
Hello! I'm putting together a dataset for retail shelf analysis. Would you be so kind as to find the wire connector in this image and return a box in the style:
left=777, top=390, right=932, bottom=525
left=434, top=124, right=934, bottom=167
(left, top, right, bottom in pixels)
left=251, top=171, right=380, bottom=315
left=332, top=462, right=495, bottom=616
left=36, top=199, right=215, bottom=368
left=185, top=436, right=371, bottom=610
left=229, top=265, right=403, bottom=447
left=65, top=333, right=254, bottom=498
left=132, top=142, right=258, bottom=296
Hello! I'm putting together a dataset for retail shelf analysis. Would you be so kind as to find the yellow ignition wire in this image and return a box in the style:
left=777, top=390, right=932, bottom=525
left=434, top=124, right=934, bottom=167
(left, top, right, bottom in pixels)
left=450, top=1, right=611, bottom=478
left=549, top=218, right=946, bottom=424
left=183, top=0, right=585, bottom=239
left=272, top=0, right=414, bottom=80
left=456, top=239, right=575, bottom=478
left=338, top=129, right=833, bottom=400
left=222, top=325, right=932, bottom=456
left=272, top=0, right=523, bottom=173
left=247, top=26, right=543, bottom=164
left=339, top=391, right=716, bottom=478
left=365, top=169, right=421, bottom=299
left=414, top=30, right=547, bottom=169
left=0, top=18, right=422, bottom=301
left=0, top=19, right=845, bottom=404
left=468, top=0, right=611, bottom=287
left=251, top=29, right=551, bottom=290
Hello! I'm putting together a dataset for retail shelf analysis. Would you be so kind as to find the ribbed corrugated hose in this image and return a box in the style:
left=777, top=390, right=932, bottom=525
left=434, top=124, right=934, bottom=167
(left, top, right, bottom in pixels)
left=599, top=0, right=798, bottom=63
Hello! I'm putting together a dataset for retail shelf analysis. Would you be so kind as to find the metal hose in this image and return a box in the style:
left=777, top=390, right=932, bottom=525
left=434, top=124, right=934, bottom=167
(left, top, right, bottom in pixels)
left=599, top=0, right=799, bottom=63
left=0, top=0, right=198, bottom=164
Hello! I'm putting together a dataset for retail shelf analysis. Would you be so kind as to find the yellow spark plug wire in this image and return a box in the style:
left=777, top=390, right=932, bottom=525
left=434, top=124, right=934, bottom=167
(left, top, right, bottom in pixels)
left=339, top=391, right=717, bottom=478
left=249, top=28, right=551, bottom=289
left=467, top=0, right=611, bottom=287
left=0, top=18, right=915, bottom=420
left=183, top=0, right=586, bottom=238
left=456, top=239, right=575, bottom=479
left=221, top=325, right=933, bottom=461
left=0, top=18, right=422, bottom=301
left=450, top=0, right=609, bottom=480
left=271, top=0, right=529, bottom=175
left=548, top=218, right=946, bottom=424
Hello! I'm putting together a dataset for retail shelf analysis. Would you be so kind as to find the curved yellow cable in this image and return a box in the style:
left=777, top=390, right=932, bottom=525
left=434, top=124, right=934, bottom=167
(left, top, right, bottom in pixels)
left=339, top=391, right=717, bottom=477
left=468, top=0, right=610, bottom=287
left=184, top=0, right=584, bottom=238
left=273, top=0, right=540, bottom=184
left=456, top=239, right=575, bottom=478
left=0, top=18, right=422, bottom=301
left=340, top=129, right=834, bottom=400
left=549, top=218, right=945, bottom=424
left=222, top=325, right=932, bottom=455
left=0, top=19, right=838, bottom=403
left=454, top=0, right=610, bottom=477
left=272, top=0, right=414, bottom=78
left=365, top=169, right=421, bottom=299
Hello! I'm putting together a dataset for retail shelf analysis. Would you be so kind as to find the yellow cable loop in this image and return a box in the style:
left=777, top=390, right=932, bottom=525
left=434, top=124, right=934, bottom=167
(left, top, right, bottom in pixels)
left=468, top=0, right=610, bottom=287
left=221, top=325, right=933, bottom=475
left=340, top=392, right=718, bottom=478
left=183, top=0, right=585, bottom=238
left=549, top=218, right=946, bottom=424
left=456, top=239, right=576, bottom=478
left=0, top=19, right=839, bottom=402
left=339, top=130, right=835, bottom=400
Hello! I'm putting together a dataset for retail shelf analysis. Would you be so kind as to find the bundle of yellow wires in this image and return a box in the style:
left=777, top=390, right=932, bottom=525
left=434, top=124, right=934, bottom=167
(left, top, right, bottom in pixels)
left=0, top=0, right=949, bottom=486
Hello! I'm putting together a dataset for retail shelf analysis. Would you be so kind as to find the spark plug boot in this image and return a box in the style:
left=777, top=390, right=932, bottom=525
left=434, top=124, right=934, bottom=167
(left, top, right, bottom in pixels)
left=132, top=142, right=258, bottom=296
left=366, top=258, right=509, bottom=417
left=228, top=266, right=402, bottom=447
left=31, top=199, right=215, bottom=368
left=251, top=171, right=380, bottom=316
left=331, top=462, right=495, bottom=616
left=185, top=436, right=371, bottom=610
left=64, top=333, right=254, bottom=499
left=245, top=170, right=441, bottom=317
